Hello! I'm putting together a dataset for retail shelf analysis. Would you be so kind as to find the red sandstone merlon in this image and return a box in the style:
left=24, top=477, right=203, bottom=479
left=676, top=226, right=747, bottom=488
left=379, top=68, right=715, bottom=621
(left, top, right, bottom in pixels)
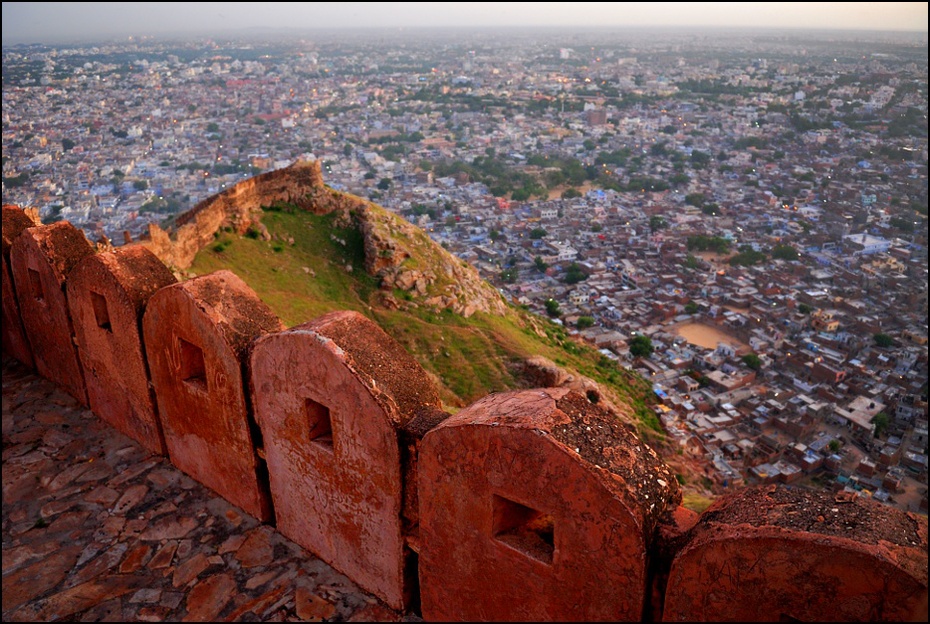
left=418, top=388, right=682, bottom=622
left=2, top=205, right=38, bottom=369
left=9, top=220, right=95, bottom=405
left=662, top=485, right=929, bottom=622
left=143, top=270, right=284, bottom=522
left=250, top=310, right=446, bottom=611
left=67, top=246, right=177, bottom=455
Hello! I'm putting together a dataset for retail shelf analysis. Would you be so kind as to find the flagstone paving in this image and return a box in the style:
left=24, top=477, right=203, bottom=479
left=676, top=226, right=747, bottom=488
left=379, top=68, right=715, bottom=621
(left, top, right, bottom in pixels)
left=2, top=356, right=417, bottom=622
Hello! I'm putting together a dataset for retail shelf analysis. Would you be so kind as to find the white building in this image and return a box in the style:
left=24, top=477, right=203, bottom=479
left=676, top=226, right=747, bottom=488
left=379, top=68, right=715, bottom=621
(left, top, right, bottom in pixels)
left=843, top=232, right=890, bottom=256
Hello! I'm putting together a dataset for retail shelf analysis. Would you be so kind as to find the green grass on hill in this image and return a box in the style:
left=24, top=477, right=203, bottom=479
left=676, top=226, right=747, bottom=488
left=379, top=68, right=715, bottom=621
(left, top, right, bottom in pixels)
left=188, top=205, right=660, bottom=436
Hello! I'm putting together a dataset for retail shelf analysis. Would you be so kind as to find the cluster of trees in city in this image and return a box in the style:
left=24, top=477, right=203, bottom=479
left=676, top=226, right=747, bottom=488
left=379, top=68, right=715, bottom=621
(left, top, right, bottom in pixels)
left=629, top=334, right=654, bottom=358
left=500, top=259, right=587, bottom=289
left=728, top=243, right=799, bottom=267
left=416, top=111, right=763, bottom=200
left=427, top=146, right=696, bottom=200
left=432, top=154, right=549, bottom=200
left=684, top=192, right=722, bottom=216
left=685, top=235, right=799, bottom=267
left=686, top=235, right=731, bottom=254
left=2, top=171, right=30, bottom=188
left=140, top=192, right=187, bottom=215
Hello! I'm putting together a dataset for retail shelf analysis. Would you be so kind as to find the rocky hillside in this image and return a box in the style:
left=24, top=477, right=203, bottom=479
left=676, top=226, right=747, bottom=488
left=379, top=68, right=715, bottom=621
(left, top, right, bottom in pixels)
left=142, top=160, right=505, bottom=319
left=349, top=196, right=508, bottom=318
left=146, top=162, right=667, bottom=444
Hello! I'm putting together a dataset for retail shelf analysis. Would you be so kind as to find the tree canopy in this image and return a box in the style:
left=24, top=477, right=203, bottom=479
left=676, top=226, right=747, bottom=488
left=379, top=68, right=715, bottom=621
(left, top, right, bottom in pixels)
left=629, top=335, right=653, bottom=358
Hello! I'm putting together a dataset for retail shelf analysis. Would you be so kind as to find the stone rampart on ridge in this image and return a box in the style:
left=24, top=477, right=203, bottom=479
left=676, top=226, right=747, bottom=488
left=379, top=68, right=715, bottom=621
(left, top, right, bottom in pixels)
left=142, top=160, right=324, bottom=270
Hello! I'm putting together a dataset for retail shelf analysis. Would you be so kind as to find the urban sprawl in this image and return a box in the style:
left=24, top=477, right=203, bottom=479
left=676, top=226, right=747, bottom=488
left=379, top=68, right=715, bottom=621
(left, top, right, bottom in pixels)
left=3, top=27, right=927, bottom=513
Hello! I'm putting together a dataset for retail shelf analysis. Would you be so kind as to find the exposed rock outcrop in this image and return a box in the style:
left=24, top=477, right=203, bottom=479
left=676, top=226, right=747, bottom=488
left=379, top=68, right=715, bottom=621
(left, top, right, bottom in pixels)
left=351, top=201, right=507, bottom=317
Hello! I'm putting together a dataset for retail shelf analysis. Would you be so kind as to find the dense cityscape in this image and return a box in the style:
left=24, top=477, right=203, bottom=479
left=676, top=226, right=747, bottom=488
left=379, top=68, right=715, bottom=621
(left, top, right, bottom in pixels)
left=3, top=26, right=928, bottom=513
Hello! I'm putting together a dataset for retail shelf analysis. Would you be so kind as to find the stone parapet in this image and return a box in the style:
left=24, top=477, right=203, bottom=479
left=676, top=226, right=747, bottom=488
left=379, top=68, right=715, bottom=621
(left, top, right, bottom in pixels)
left=1, top=204, right=38, bottom=369
left=9, top=219, right=95, bottom=404
left=250, top=310, right=444, bottom=610
left=418, top=388, right=681, bottom=621
left=662, top=485, right=929, bottom=622
left=143, top=160, right=324, bottom=270
left=66, top=245, right=177, bottom=455
left=142, top=270, right=284, bottom=521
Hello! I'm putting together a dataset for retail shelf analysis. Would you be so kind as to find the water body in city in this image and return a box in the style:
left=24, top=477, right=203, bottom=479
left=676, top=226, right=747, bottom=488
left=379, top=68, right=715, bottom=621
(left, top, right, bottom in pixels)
left=671, top=321, right=749, bottom=351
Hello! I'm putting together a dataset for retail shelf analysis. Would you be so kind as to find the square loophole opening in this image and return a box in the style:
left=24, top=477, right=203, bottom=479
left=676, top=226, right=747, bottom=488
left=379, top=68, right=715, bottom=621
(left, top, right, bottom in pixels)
left=305, top=397, right=333, bottom=452
left=178, top=336, right=207, bottom=393
left=90, top=291, right=112, bottom=332
left=492, top=494, right=555, bottom=564
left=28, top=268, right=44, bottom=302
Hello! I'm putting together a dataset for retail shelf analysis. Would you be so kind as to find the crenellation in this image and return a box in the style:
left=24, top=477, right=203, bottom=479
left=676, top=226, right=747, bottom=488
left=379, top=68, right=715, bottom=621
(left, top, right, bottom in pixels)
left=419, top=387, right=682, bottom=621
left=142, top=269, right=284, bottom=522
left=8, top=219, right=95, bottom=405
left=250, top=310, right=444, bottom=610
left=1, top=204, right=38, bottom=369
left=663, top=486, right=928, bottom=622
left=66, top=245, right=177, bottom=455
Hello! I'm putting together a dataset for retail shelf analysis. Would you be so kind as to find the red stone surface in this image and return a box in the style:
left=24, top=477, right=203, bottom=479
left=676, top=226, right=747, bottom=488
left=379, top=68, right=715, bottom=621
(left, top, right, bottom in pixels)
left=67, top=246, right=177, bottom=455
left=250, top=310, right=443, bottom=611
left=662, top=485, right=929, bottom=622
left=418, top=388, right=681, bottom=622
left=2, top=205, right=37, bottom=369
left=9, top=220, right=94, bottom=404
left=142, top=270, right=283, bottom=521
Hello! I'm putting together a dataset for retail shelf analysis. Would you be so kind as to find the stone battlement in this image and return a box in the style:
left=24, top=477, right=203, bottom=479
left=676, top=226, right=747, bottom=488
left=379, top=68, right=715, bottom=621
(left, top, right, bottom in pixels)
left=141, top=160, right=326, bottom=270
left=2, top=201, right=926, bottom=621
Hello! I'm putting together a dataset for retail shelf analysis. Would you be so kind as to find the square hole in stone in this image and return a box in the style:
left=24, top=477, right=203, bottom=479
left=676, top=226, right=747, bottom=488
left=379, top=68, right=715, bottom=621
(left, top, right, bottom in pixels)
left=492, top=494, right=555, bottom=564
left=305, top=397, right=333, bottom=452
left=178, top=336, right=207, bottom=393
left=91, top=291, right=112, bottom=332
left=28, top=268, right=44, bottom=302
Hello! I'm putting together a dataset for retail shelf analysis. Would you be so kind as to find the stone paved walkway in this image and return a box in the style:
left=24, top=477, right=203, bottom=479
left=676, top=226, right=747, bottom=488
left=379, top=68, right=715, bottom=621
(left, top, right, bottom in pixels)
left=2, top=356, right=413, bottom=622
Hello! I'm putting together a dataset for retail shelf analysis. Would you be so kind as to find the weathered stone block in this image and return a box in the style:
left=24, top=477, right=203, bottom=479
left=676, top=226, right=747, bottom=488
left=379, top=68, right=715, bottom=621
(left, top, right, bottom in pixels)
left=2, top=205, right=37, bottom=369
left=143, top=270, right=283, bottom=521
left=662, top=485, right=929, bottom=622
left=250, top=310, right=444, bottom=610
left=67, top=246, right=177, bottom=455
left=419, top=388, right=681, bottom=622
left=9, top=221, right=95, bottom=404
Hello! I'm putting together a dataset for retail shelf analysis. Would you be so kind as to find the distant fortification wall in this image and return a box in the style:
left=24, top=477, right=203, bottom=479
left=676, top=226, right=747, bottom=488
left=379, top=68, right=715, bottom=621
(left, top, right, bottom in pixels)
left=3, top=203, right=926, bottom=622
left=143, top=160, right=326, bottom=270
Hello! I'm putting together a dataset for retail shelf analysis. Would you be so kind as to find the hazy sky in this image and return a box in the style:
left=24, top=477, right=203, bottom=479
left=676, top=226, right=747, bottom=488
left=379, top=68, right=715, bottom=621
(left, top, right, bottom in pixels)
left=3, top=2, right=928, bottom=44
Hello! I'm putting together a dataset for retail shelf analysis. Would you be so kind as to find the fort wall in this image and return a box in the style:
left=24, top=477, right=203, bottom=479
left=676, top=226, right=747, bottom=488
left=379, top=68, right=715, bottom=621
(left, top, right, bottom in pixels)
left=2, top=200, right=926, bottom=621
left=141, top=160, right=325, bottom=270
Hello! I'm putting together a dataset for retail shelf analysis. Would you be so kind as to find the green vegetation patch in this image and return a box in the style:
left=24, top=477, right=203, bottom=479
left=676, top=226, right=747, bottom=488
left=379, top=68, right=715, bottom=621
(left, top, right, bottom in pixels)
left=188, top=202, right=657, bottom=431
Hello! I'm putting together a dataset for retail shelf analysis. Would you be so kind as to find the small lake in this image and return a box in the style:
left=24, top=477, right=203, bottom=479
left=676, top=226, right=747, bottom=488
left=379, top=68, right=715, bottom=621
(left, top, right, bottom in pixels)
left=671, top=321, right=749, bottom=351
